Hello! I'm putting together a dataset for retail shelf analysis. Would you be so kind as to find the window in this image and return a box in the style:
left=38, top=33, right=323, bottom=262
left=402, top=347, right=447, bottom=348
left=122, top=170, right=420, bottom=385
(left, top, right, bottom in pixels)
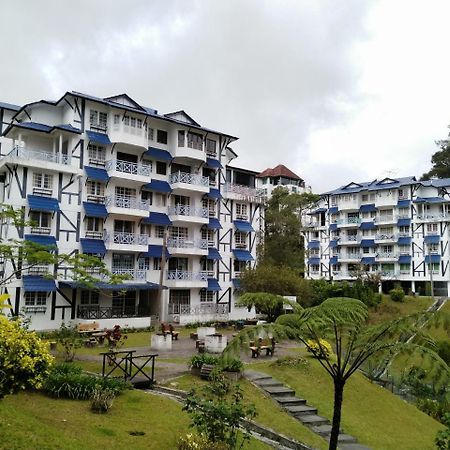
left=311, top=265, right=320, bottom=272
left=187, top=132, right=203, bottom=150
left=233, top=259, right=248, bottom=273
left=399, top=245, right=410, bottom=254
left=157, top=129, right=168, bottom=144
left=90, top=110, right=108, bottom=131
left=169, top=227, right=188, bottom=239
left=153, top=258, right=162, bottom=270
left=427, top=223, right=438, bottom=233
left=115, top=186, right=136, bottom=198
left=32, top=173, right=53, bottom=194
left=86, top=181, right=105, bottom=199
left=112, top=291, right=136, bottom=316
left=235, top=231, right=247, bottom=248
left=206, top=139, right=216, bottom=156
left=236, top=203, right=248, bottom=219
left=140, top=224, right=151, bottom=236
left=124, top=116, right=130, bottom=126
left=202, top=199, right=216, bottom=217
left=154, top=193, right=167, bottom=207
left=130, top=117, right=136, bottom=128
left=155, top=226, right=165, bottom=238
left=200, top=290, right=214, bottom=302
left=148, top=128, right=154, bottom=141
left=178, top=130, right=185, bottom=147
left=398, top=189, right=405, bottom=199
left=400, top=263, right=410, bottom=272
left=141, top=190, right=152, bottom=204
left=381, top=245, right=393, bottom=253
left=24, top=292, right=47, bottom=311
left=138, top=257, right=150, bottom=270
left=428, top=243, right=439, bottom=254
left=86, top=217, right=103, bottom=238
left=80, top=290, right=99, bottom=305
left=30, top=211, right=51, bottom=232
left=399, top=226, right=410, bottom=234
left=201, top=228, right=215, bottom=246
left=200, top=259, right=214, bottom=273
left=363, top=247, right=370, bottom=254
left=87, top=144, right=106, bottom=165
left=430, top=263, right=440, bottom=273
left=156, top=161, right=167, bottom=175
left=168, top=290, right=190, bottom=314
left=362, top=194, right=368, bottom=202
left=112, top=253, right=134, bottom=270
left=113, top=114, right=120, bottom=127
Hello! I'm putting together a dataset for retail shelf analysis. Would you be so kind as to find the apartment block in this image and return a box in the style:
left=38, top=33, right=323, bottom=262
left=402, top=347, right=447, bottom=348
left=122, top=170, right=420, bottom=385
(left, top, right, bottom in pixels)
left=256, top=164, right=307, bottom=197
left=0, top=92, right=264, bottom=330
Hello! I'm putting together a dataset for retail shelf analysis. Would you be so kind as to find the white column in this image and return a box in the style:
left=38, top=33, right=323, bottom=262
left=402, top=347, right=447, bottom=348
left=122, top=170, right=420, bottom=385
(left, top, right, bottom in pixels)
left=58, top=134, right=63, bottom=164
left=411, top=280, right=416, bottom=295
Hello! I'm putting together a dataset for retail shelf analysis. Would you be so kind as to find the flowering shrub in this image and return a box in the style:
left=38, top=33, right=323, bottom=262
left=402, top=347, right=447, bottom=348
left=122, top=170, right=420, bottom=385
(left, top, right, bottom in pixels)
left=306, top=338, right=333, bottom=359
left=178, top=433, right=229, bottom=450
left=0, top=315, right=54, bottom=398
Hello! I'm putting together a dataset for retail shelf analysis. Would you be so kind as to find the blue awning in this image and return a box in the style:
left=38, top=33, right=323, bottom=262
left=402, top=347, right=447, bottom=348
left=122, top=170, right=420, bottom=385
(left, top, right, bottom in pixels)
left=361, top=257, right=376, bottom=265
left=397, top=218, right=411, bottom=227
left=206, top=278, right=221, bottom=292
left=397, top=199, right=411, bottom=208
left=308, top=241, right=320, bottom=249
left=360, top=204, right=376, bottom=212
left=143, top=245, right=170, bottom=258
left=80, top=238, right=106, bottom=256
left=329, top=240, right=339, bottom=248
left=27, top=195, right=60, bottom=212
left=25, top=234, right=57, bottom=247
left=232, top=278, right=241, bottom=288
left=84, top=166, right=110, bottom=182
left=360, top=222, right=376, bottom=230
left=208, top=218, right=222, bottom=230
left=207, top=248, right=222, bottom=260
left=398, top=255, right=411, bottom=264
left=233, top=249, right=254, bottom=261
left=414, top=197, right=448, bottom=204
left=360, top=239, right=375, bottom=248
left=145, top=147, right=172, bottom=161
left=143, top=180, right=172, bottom=193
left=233, top=220, right=254, bottom=233
left=59, top=280, right=162, bottom=290
left=308, top=257, right=321, bottom=265
left=329, top=256, right=338, bottom=265
left=425, top=255, right=441, bottom=264
left=329, top=223, right=338, bottom=231
left=328, top=207, right=339, bottom=214
left=86, top=130, right=111, bottom=145
left=308, top=208, right=327, bottom=215
left=207, top=188, right=222, bottom=199
left=23, top=275, right=56, bottom=292
left=205, top=157, right=223, bottom=169
left=142, top=212, right=172, bottom=226
left=398, top=236, right=411, bottom=245
left=424, top=235, right=440, bottom=244
left=83, top=202, right=108, bottom=218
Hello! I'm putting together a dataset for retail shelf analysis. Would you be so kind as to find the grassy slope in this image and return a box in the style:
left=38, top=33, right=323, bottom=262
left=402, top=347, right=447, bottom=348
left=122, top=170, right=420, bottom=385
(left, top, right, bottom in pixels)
left=251, top=354, right=444, bottom=450
left=0, top=390, right=270, bottom=450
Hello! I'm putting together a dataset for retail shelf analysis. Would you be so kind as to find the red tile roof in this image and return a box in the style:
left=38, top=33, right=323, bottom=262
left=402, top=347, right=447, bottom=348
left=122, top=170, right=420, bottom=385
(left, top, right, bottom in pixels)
left=257, top=164, right=302, bottom=181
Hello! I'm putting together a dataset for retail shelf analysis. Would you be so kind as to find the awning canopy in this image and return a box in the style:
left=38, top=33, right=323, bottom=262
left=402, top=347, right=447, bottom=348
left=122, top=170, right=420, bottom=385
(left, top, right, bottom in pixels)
left=424, top=235, right=440, bottom=244
left=86, top=130, right=111, bottom=145
left=329, top=240, right=339, bottom=248
left=23, top=275, right=56, bottom=292
left=206, top=278, right=221, bottom=292
left=398, top=236, right=412, bottom=246
left=308, top=241, right=320, bottom=249
left=360, top=221, right=376, bottom=230
left=397, top=199, right=411, bottom=208
left=361, top=257, right=376, bottom=265
left=233, top=249, right=254, bottom=261
left=425, top=255, right=441, bottom=264
left=308, top=208, right=327, bottom=215
left=207, top=188, right=222, bottom=200
left=329, top=256, right=338, bottom=265
left=328, top=207, right=339, bottom=214
left=80, top=238, right=106, bottom=256
left=83, top=202, right=108, bottom=218
left=142, top=212, right=172, bottom=226
left=27, top=195, right=60, bottom=213
left=414, top=197, right=448, bottom=204
left=143, top=245, right=171, bottom=259
left=360, top=204, right=376, bottom=213
left=398, top=255, right=411, bottom=264
left=205, top=157, right=223, bottom=169
left=84, top=166, right=110, bottom=182
left=208, top=218, right=222, bottom=230
left=207, top=248, right=222, bottom=260
left=25, top=234, right=57, bottom=247
left=397, top=218, right=411, bottom=227
left=145, top=147, right=172, bottom=161
left=59, top=280, right=162, bottom=290
left=143, top=180, right=172, bottom=193
left=360, top=239, right=375, bottom=248
left=329, top=223, right=338, bottom=231
left=308, top=257, right=321, bottom=265
left=233, top=220, right=254, bottom=233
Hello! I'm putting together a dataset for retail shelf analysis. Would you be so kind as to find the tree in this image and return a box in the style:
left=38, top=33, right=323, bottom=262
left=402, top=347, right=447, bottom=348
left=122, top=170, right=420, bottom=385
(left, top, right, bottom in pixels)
left=435, top=413, right=450, bottom=450
left=226, top=297, right=450, bottom=450
left=421, top=128, right=450, bottom=180
left=261, top=187, right=320, bottom=270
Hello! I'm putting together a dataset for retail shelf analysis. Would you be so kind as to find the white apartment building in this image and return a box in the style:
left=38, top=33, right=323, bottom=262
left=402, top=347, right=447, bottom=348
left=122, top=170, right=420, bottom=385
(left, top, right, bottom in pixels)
left=0, top=92, right=264, bottom=330
left=256, top=164, right=307, bottom=197
left=304, top=176, right=450, bottom=297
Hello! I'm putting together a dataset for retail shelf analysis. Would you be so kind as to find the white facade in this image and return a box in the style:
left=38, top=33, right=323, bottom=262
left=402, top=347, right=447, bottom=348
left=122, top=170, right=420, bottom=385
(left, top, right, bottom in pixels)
left=256, top=164, right=308, bottom=198
left=304, top=177, right=450, bottom=297
left=0, top=92, right=264, bottom=330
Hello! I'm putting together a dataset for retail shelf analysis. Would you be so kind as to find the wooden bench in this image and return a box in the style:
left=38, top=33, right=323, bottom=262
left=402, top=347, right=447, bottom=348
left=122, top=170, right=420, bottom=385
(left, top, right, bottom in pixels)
left=77, top=322, right=100, bottom=334
left=161, top=323, right=179, bottom=340
left=249, top=338, right=276, bottom=358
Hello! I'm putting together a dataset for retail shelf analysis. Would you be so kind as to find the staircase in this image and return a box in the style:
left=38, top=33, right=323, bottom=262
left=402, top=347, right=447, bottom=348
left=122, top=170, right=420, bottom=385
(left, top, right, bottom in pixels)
left=245, top=370, right=371, bottom=450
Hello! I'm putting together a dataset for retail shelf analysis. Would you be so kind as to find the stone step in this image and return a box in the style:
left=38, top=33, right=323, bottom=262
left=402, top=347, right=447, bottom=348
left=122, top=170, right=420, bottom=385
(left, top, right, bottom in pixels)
left=244, top=370, right=272, bottom=381
left=339, top=444, right=371, bottom=450
left=311, top=424, right=334, bottom=435
left=263, top=386, right=296, bottom=397
left=296, top=414, right=329, bottom=426
left=273, top=396, right=307, bottom=406
left=254, top=378, right=284, bottom=387
left=286, top=404, right=317, bottom=415
left=334, top=434, right=358, bottom=444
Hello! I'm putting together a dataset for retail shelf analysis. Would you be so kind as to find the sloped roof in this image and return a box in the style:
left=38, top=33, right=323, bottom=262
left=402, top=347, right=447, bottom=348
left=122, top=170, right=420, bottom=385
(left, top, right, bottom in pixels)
left=257, top=164, right=302, bottom=181
left=164, top=110, right=201, bottom=127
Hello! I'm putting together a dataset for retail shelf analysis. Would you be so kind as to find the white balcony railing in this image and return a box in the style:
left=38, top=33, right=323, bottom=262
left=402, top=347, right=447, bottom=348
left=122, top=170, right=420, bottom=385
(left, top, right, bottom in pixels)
left=86, top=194, right=105, bottom=204
left=166, top=270, right=208, bottom=281
left=166, top=237, right=208, bottom=249
left=376, top=216, right=395, bottom=223
left=340, top=235, right=359, bottom=243
left=336, top=217, right=361, bottom=225
left=223, top=182, right=265, bottom=198
left=416, top=213, right=450, bottom=221
left=168, top=205, right=208, bottom=218
left=342, top=253, right=361, bottom=260
left=105, top=195, right=150, bottom=211
left=375, top=233, right=397, bottom=241
left=105, top=159, right=152, bottom=177
left=30, top=227, right=51, bottom=235
left=104, top=231, right=148, bottom=246
left=85, top=230, right=103, bottom=239
left=169, top=171, right=209, bottom=187
left=169, top=303, right=228, bottom=316
left=111, top=268, right=146, bottom=280
left=9, top=146, right=69, bottom=165
left=377, top=252, right=397, bottom=259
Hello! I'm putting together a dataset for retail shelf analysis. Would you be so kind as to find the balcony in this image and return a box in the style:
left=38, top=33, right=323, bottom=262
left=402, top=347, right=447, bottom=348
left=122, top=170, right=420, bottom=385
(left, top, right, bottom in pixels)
left=223, top=183, right=265, bottom=203
left=376, top=252, right=398, bottom=261
left=109, top=122, right=147, bottom=148
left=340, top=253, right=361, bottom=261
left=104, top=231, right=148, bottom=252
left=374, top=233, right=397, bottom=242
left=168, top=205, right=209, bottom=224
left=375, top=216, right=395, bottom=225
left=77, top=306, right=146, bottom=320
left=105, top=195, right=150, bottom=217
left=165, top=270, right=208, bottom=288
left=416, top=213, right=450, bottom=222
left=339, top=235, right=360, bottom=244
left=169, top=171, right=210, bottom=194
left=174, top=136, right=206, bottom=162
left=30, top=226, right=51, bottom=235
left=111, top=268, right=147, bottom=281
left=105, top=159, right=152, bottom=183
left=336, top=217, right=361, bottom=227
left=166, top=237, right=208, bottom=255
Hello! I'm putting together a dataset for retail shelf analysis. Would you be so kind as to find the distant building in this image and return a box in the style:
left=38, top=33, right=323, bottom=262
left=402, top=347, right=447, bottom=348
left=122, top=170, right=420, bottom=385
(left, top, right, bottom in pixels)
left=256, top=164, right=308, bottom=197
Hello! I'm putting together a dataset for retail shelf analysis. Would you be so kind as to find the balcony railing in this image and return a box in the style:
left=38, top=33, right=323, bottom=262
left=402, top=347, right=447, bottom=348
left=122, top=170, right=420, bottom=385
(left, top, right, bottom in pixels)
left=168, top=303, right=228, bottom=316
left=377, top=252, right=397, bottom=259
left=168, top=205, right=208, bottom=218
left=104, top=231, right=148, bottom=246
left=336, top=218, right=361, bottom=225
left=375, top=216, right=395, bottom=224
left=223, top=182, right=265, bottom=198
left=111, top=268, right=146, bottom=280
left=86, top=194, right=105, bottom=204
left=342, top=253, right=361, bottom=259
left=169, top=171, right=209, bottom=187
left=105, top=159, right=152, bottom=177
left=105, top=195, right=150, bottom=211
left=374, top=233, right=396, bottom=241
left=166, top=237, right=208, bottom=249
left=30, top=227, right=51, bottom=235
left=77, top=306, right=144, bottom=320
left=90, top=122, right=108, bottom=133
left=166, top=270, right=208, bottom=281
left=416, top=213, right=450, bottom=221
left=340, top=235, right=359, bottom=243
left=85, top=230, right=103, bottom=239
left=9, top=146, right=69, bottom=165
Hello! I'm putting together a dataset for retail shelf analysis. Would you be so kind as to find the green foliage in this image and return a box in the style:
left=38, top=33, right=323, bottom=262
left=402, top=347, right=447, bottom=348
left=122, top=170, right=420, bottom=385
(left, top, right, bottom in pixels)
left=178, top=433, right=229, bottom=450
left=220, top=358, right=243, bottom=373
left=182, top=373, right=256, bottom=449
left=91, top=388, right=116, bottom=413
left=53, top=322, right=84, bottom=362
left=421, top=127, right=450, bottom=180
left=437, top=341, right=450, bottom=366
left=390, top=288, right=405, bottom=303
left=0, top=316, right=54, bottom=398
left=189, top=354, right=220, bottom=369
left=435, top=413, right=450, bottom=450
left=270, top=355, right=309, bottom=370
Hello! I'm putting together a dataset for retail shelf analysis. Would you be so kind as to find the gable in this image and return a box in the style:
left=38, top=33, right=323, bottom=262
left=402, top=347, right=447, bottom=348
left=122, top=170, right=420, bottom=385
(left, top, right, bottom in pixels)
left=342, top=182, right=363, bottom=189
left=104, top=94, right=145, bottom=111
left=377, top=177, right=398, bottom=185
left=164, top=110, right=201, bottom=127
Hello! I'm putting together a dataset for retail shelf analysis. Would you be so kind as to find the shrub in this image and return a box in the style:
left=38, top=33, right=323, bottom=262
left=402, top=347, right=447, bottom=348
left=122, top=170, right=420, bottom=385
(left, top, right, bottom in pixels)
left=189, top=354, right=219, bottom=369
left=271, top=356, right=309, bottom=371
left=178, top=433, right=229, bottom=450
left=53, top=322, right=83, bottom=362
left=220, top=358, right=243, bottom=373
left=306, top=339, right=333, bottom=359
left=0, top=316, right=54, bottom=398
left=91, top=388, right=116, bottom=413
left=389, top=288, right=405, bottom=302
left=435, top=413, right=450, bottom=450
left=437, top=341, right=450, bottom=366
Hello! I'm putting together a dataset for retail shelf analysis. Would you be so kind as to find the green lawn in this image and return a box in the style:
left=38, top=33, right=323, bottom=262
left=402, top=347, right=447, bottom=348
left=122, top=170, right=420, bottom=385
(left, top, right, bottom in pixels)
left=0, top=389, right=270, bottom=450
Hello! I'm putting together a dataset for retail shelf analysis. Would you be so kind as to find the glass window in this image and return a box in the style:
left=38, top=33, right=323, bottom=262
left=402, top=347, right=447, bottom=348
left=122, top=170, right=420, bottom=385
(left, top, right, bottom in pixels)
left=187, top=132, right=203, bottom=150
left=200, top=290, right=214, bottom=302
left=157, top=130, right=168, bottom=144
left=25, top=291, right=47, bottom=306
left=86, top=181, right=104, bottom=197
left=153, top=258, right=162, bottom=270
left=206, top=139, right=216, bottom=156
left=30, top=211, right=51, bottom=229
left=86, top=217, right=103, bottom=232
left=148, top=128, right=154, bottom=140
left=156, top=161, right=167, bottom=175
left=80, top=290, right=99, bottom=305
left=236, top=203, right=248, bottom=219
left=155, top=226, right=165, bottom=238
left=138, top=257, right=150, bottom=270
left=33, top=173, right=53, bottom=190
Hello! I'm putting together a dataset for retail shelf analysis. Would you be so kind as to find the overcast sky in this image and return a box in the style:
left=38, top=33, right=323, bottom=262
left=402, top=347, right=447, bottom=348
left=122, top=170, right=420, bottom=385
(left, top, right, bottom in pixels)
left=2, top=0, right=450, bottom=192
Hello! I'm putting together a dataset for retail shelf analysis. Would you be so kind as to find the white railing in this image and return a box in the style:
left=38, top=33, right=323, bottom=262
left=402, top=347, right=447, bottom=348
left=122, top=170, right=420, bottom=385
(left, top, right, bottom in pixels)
left=379, top=270, right=396, bottom=277
left=396, top=213, right=410, bottom=219
left=336, top=217, right=361, bottom=225
left=399, top=270, right=410, bottom=275
left=375, top=216, right=395, bottom=224
left=223, top=182, right=265, bottom=198
left=105, top=159, right=152, bottom=177
left=377, top=252, right=397, bottom=259
left=169, top=303, right=228, bottom=316
left=10, top=146, right=69, bottom=165
left=111, top=268, right=146, bottom=280
left=105, top=195, right=150, bottom=211
left=341, top=235, right=359, bottom=243
left=26, top=265, right=50, bottom=275
left=166, top=237, right=208, bottom=249
left=416, top=213, right=450, bottom=221
left=85, top=230, right=103, bottom=239
left=375, top=233, right=396, bottom=241
left=342, top=253, right=361, bottom=259
left=166, top=270, right=208, bottom=281
left=86, top=194, right=105, bottom=204
left=169, top=171, right=209, bottom=187
left=168, top=205, right=208, bottom=218
left=104, top=231, right=148, bottom=246
left=30, top=227, right=51, bottom=235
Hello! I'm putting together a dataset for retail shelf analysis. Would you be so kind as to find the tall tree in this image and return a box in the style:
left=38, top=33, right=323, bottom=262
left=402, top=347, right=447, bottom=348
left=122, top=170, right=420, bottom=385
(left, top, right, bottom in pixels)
left=262, top=187, right=320, bottom=270
left=421, top=128, right=450, bottom=180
